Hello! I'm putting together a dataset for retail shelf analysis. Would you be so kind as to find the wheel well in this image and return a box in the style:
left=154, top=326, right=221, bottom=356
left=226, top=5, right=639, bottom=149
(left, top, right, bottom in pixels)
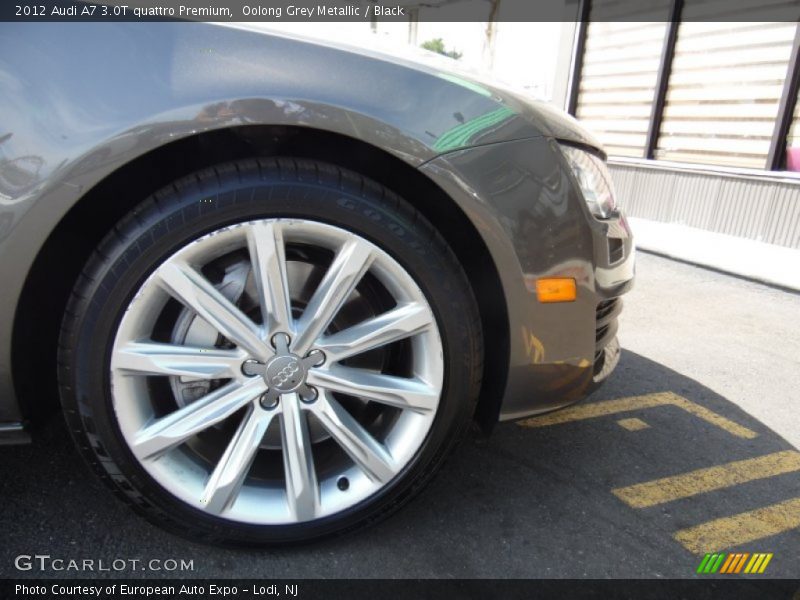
left=13, top=125, right=508, bottom=431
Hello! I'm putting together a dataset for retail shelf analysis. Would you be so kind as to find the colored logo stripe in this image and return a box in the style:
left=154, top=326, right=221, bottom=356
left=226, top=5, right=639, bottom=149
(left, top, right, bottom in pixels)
left=697, top=553, right=773, bottom=574
left=719, top=554, right=735, bottom=573
left=747, top=553, right=773, bottom=574
left=697, top=553, right=725, bottom=573
left=721, top=553, right=749, bottom=573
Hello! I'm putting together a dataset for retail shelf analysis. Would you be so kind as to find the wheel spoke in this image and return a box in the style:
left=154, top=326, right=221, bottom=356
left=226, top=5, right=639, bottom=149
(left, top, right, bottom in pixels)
left=155, top=261, right=269, bottom=361
left=312, top=392, right=396, bottom=483
left=113, top=341, right=244, bottom=379
left=307, top=366, right=439, bottom=414
left=316, top=302, right=433, bottom=363
left=200, top=401, right=274, bottom=514
left=291, top=238, right=373, bottom=356
left=246, top=221, right=293, bottom=335
left=280, top=393, right=319, bottom=521
left=132, top=378, right=265, bottom=460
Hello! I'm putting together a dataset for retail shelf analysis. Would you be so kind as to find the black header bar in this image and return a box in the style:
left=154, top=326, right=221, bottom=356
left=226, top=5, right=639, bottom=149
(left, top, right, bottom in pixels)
left=3, top=0, right=800, bottom=23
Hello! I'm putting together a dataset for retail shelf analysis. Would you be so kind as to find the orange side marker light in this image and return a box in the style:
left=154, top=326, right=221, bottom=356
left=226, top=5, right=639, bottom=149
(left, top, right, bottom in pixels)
left=536, top=278, right=577, bottom=303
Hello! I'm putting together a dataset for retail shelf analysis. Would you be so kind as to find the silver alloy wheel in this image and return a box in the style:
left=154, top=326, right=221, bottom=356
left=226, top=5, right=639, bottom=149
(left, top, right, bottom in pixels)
left=109, top=219, right=443, bottom=524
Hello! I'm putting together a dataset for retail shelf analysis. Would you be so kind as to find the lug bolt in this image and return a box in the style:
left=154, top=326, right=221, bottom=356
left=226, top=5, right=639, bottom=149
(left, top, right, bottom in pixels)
left=300, top=386, right=318, bottom=404
left=271, top=332, right=290, bottom=350
left=306, top=349, right=326, bottom=367
left=337, top=477, right=349, bottom=491
left=241, top=359, right=261, bottom=377
left=260, top=392, right=279, bottom=410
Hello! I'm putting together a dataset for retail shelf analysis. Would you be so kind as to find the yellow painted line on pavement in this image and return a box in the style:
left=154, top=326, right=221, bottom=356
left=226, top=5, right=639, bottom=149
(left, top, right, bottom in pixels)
left=674, top=497, right=800, bottom=554
left=518, top=392, right=757, bottom=439
left=617, top=417, right=650, bottom=431
left=612, top=450, right=800, bottom=508
left=671, top=395, right=758, bottom=440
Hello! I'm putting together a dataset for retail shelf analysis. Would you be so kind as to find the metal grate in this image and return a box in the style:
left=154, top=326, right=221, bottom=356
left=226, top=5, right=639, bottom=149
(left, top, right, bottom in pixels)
left=594, top=298, right=623, bottom=377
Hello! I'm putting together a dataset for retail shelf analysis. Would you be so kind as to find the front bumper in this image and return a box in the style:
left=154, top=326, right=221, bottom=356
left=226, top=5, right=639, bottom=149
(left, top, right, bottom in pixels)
left=419, top=136, right=635, bottom=424
left=590, top=213, right=635, bottom=387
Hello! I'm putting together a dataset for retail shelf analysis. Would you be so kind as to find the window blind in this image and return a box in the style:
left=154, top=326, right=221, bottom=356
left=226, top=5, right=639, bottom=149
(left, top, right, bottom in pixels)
left=656, top=21, right=796, bottom=168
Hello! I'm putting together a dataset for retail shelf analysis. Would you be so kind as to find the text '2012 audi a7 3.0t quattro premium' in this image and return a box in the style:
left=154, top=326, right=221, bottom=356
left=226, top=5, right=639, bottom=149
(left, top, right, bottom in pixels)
left=0, top=22, right=633, bottom=545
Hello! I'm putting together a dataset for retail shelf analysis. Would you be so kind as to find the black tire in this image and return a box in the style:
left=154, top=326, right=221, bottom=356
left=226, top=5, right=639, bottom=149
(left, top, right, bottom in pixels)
left=58, top=158, right=483, bottom=546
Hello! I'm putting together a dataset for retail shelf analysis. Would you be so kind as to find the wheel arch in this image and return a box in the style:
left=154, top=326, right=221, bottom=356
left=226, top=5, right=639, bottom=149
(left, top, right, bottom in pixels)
left=12, top=125, right=509, bottom=431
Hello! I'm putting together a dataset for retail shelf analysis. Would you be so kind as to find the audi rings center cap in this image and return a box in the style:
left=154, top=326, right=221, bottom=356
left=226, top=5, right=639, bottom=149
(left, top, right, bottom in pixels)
left=265, top=355, right=305, bottom=392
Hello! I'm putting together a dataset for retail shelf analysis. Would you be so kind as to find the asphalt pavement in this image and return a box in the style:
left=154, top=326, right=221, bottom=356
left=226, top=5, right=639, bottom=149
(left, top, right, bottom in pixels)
left=2, top=252, right=799, bottom=579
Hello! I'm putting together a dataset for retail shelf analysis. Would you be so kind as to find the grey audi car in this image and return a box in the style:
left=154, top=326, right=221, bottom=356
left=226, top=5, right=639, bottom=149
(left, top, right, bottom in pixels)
left=0, top=23, right=634, bottom=544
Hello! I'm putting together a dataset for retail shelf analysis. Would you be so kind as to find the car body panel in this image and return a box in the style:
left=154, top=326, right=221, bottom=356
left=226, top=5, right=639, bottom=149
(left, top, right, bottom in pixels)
left=422, top=137, right=633, bottom=419
left=0, top=22, right=632, bottom=430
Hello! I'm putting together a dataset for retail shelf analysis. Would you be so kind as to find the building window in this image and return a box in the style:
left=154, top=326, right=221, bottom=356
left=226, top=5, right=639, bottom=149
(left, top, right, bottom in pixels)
left=575, top=21, right=668, bottom=157
left=655, top=22, right=796, bottom=168
left=785, top=86, right=800, bottom=171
